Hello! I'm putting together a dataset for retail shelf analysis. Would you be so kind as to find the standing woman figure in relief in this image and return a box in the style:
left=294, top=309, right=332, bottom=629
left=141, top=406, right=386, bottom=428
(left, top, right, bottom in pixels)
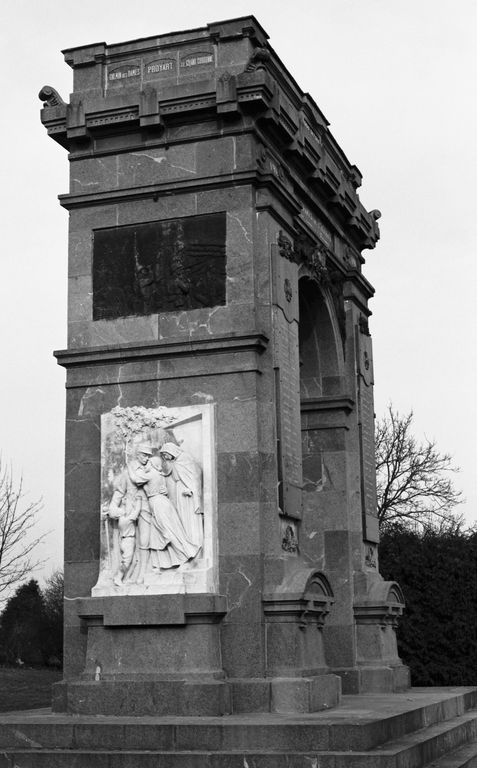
left=127, top=443, right=198, bottom=582
left=160, top=442, right=204, bottom=551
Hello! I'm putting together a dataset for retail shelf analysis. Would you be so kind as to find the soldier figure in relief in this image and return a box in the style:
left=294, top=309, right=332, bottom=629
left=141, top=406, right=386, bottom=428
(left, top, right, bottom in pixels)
left=104, top=446, right=150, bottom=587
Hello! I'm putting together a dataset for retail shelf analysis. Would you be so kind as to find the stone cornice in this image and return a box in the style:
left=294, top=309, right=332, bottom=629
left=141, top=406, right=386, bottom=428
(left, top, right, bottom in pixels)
left=58, top=171, right=259, bottom=210
left=54, top=331, right=269, bottom=369
left=77, top=594, right=228, bottom=627
left=300, top=396, right=355, bottom=414
left=40, top=17, right=381, bottom=253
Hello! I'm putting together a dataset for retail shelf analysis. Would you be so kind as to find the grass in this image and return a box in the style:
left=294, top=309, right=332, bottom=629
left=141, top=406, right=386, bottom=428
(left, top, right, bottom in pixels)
left=0, top=667, right=62, bottom=712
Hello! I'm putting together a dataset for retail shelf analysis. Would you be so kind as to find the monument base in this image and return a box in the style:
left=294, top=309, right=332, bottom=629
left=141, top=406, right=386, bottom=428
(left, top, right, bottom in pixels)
left=52, top=678, right=231, bottom=717
left=53, top=674, right=341, bottom=716
left=336, top=664, right=411, bottom=694
left=3, top=687, right=477, bottom=767
left=230, top=675, right=341, bottom=714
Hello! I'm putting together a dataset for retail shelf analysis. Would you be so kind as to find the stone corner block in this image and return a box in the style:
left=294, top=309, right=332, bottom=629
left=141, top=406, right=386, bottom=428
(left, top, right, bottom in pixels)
left=229, top=678, right=271, bottom=713
left=270, top=674, right=340, bottom=714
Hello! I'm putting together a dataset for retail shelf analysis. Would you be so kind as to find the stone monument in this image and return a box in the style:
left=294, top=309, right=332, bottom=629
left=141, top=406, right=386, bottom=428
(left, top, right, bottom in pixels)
left=39, top=15, right=409, bottom=717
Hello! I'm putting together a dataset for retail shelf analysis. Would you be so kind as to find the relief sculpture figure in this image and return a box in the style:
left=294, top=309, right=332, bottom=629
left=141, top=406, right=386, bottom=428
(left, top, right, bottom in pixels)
left=103, top=447, right=148, bottom=587
left=160, top=442, right=204, bottom=551
left=104, top=442, right=199, bottom=586
left=132, top=449, right=200, bottom=582
left=95, top=404, right=213, bottom=597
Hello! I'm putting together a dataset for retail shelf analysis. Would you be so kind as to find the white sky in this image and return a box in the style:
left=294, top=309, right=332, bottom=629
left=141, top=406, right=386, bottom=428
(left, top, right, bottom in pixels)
left=1, top=0, right=476, bottom=586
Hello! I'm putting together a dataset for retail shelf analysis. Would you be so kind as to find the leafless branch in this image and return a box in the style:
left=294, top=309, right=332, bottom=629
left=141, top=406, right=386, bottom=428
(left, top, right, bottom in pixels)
left=375, top=405, right=463, bottom=531
left=0, top=459, right=47, bottom=602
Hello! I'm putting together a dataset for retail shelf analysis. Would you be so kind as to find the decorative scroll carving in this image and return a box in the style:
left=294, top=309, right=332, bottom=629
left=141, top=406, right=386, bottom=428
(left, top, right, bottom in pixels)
left=93, top=404, right=216, bottom=596
left=38, top=85, right=66, bottom=108
left=244, top=46, right=271, bottom=72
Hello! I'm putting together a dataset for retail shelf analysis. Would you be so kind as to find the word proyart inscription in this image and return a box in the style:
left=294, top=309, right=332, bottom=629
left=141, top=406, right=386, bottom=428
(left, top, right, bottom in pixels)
left=93, top=213, right=226, bottom=320
left=92, top=404, right=217, bottom=596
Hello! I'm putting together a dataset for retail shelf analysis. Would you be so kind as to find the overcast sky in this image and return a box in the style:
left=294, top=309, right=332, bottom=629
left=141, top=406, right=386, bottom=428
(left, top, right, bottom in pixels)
left=1, top=0, right=476, bottom=587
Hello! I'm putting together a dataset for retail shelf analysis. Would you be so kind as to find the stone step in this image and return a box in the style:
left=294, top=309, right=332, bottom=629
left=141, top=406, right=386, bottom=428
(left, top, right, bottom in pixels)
left=1, top=710, right=477, bottom=768
left=1, top=721, right=477, bottom=768
left=1, top=689, right=476, bottom=755
left=426, top=740, right=477, bottom=767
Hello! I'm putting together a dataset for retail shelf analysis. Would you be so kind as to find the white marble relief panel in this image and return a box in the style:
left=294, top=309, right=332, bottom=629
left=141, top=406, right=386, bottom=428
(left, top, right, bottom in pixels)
left=92, top=404, right=216, bottom=596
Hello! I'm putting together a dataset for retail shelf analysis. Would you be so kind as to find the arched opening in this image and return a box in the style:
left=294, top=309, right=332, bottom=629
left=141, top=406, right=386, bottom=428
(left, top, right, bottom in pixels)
left=298, top=276, right=342, bottom=399
left=298, top=274, right=348, bottom=565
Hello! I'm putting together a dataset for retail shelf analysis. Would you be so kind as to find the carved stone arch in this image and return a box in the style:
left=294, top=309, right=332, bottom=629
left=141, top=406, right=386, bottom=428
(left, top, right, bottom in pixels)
left=354, top=579, right=406, bottom=626
left=297, top=272, right=345, bottom=399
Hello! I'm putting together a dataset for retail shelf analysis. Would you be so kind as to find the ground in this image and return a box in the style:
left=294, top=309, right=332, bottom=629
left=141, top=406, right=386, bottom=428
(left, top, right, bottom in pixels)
left=0, top=667, right=62, bottom=712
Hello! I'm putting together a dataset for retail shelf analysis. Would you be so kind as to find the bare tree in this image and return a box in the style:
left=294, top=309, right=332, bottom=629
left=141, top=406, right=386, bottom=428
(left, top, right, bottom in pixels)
left=375, top=406, right=463, bottom=530
left=0, top=460, right=46, bottom=602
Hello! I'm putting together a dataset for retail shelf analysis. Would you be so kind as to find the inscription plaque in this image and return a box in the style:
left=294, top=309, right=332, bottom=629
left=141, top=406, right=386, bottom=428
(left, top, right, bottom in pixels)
left=93, top=213, right=226, bottom=320
left=357, top=330, right=379, bottom=543
left=299, top=205, right=333, bottom=249
left=145, top=58, right=176, bottom=78
left=107, top=62, right=141, bottom=84
left=180, top=51, right=214, bottom=69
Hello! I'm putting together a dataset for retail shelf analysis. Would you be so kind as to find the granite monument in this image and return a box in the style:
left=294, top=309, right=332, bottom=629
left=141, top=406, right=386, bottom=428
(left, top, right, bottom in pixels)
left=39, top=15, right=409, bottom=718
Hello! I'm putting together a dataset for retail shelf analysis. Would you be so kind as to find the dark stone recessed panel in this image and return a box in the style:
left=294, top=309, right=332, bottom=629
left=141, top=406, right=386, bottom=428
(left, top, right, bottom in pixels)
left=304, top=427, right=346, bottom=452
left=93, top=212, right=226, bottom=320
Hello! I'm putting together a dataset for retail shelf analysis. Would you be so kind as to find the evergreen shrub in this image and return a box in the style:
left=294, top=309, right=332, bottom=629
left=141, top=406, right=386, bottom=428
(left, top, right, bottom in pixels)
left=379, top=525, right=477, bottom=686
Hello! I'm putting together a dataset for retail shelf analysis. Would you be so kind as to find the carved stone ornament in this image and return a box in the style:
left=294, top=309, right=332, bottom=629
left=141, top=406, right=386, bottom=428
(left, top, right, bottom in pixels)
left=244, top=46, right=271, bottom=72
left=92, top=404, right=217, bottom=597
left=354, top=581, right=405, bottom=629
left=277, top=230, right=329, bottom=283
left=284, top=278, right=293, bottom=303
left=38, top=85, right=66, bottom=108
left=277, top=230, right=297, bottom=262
left=359, top=314, right=371, bottom=336
left=278, top=230, right=346, bottom=345
left=365, top=544, right=377, bottom=569
left=281, top=523, right=298, bottom=553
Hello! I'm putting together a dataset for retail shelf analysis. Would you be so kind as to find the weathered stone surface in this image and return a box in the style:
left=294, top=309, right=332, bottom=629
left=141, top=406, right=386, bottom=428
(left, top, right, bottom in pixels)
left=230, top=678, right=271, bottom=713
left=42, top=14, right=410, bottom=720
left=217, top=502, right=262, bottom=555
left=270, top=675, right=341, bottom=713
left=54, top=679, right=230, bottom=716
left=4, top=688, right=477, bottom=766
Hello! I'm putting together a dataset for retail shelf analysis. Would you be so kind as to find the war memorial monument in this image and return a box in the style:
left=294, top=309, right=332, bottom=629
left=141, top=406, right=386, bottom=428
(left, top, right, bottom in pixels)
left=1, top=14, right=476, bottom=767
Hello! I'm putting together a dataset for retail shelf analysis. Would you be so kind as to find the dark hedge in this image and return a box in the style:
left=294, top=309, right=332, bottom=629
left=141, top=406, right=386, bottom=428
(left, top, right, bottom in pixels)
left=379, top=525, right=477, bottom=686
